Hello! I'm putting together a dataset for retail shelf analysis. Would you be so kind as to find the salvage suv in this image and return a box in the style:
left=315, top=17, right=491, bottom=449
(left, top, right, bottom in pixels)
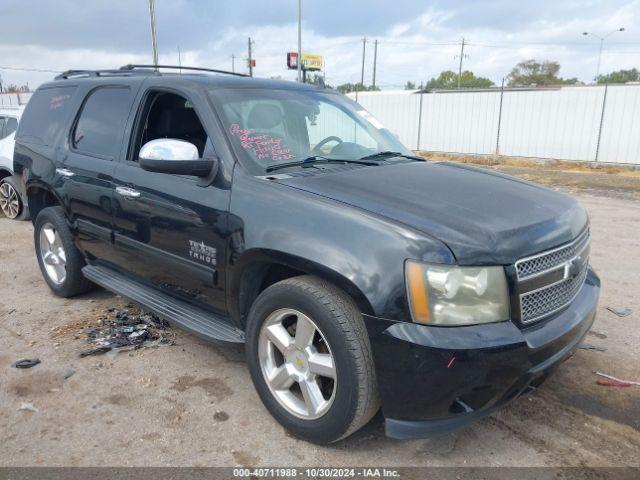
left=14, top=65, right=599, bottom=443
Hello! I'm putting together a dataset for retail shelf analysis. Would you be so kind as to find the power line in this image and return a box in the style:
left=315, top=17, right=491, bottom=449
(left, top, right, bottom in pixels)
left=0, top=66, right=62, bottom=73
left=381, top=40, right=461, bottom=46
left=467, top=41, right=640, bottom=49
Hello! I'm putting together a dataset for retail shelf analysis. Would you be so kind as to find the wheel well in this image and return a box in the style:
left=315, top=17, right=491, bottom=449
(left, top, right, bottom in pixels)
left=0, top=169, right=12, bottom=181
left=27, top=187, right=59, bottom=223
left=237, top=261, right=374, bottom=327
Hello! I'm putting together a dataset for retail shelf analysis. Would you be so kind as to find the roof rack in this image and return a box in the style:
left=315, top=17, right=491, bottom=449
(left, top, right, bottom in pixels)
left=55, top=69, right=152, bottom=80
left=120, top=64, right=249, bottom=77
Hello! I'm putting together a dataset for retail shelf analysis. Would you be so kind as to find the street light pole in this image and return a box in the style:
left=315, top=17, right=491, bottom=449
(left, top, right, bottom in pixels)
left=582, top=28, right=625, bottom=82
left=297, top=0, right=302, bottom=82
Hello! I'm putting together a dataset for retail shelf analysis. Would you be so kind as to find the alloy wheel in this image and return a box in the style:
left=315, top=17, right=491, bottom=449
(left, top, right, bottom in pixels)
left=0, top=182, right=21, bottom=219
left=258, top=308, right=337, bottom=419
left=39, top=222, right=67, bottom=285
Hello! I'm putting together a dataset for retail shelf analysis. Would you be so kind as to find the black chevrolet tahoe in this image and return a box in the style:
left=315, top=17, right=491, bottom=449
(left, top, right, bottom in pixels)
left=13, top=65, right=600, bottom=443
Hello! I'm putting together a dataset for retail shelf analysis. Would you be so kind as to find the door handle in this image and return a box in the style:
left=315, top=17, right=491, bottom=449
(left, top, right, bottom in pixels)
left=56, top=168, right=75, bottom=177
left=115, top=186, right=141, bottom=198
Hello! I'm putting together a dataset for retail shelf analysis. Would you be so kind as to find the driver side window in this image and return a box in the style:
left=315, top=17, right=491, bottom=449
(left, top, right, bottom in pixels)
left=306, top=102, right=377, bottom=154
left=131, top=91, right=212, bottom=161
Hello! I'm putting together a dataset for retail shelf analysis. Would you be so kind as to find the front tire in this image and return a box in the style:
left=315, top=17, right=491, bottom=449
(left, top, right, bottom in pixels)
left=34, top=206, right=93, bottom=297
left=245, top=275, right=379, bottom=443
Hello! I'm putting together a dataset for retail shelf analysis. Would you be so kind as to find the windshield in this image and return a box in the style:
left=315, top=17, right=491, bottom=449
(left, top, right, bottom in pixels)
left=209, top=88, right=411, bottom=171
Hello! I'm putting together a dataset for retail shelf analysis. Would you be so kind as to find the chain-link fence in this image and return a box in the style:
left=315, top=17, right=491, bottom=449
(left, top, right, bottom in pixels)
left=349, top=85, right=640, bottom=165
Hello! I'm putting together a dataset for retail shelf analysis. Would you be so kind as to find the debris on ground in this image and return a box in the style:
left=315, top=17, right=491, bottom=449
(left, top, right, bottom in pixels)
left=11, top=358, right=41, bottom=369
left=77, top=307, right=174, bottom=358
left=588, top=330, right=607, bottom=339
left=597, top=380, right=632, bottom=387
left=62, top=367, right=76, bottom=380
left=594, top=371, right=640, bottom=387
left=19, top=402, right=38, bottom=412
left=213, top=411, right=230, bottom=421
left=578, top=343, right=607, bottom=352
left=605, top=306, right=632, bottom=317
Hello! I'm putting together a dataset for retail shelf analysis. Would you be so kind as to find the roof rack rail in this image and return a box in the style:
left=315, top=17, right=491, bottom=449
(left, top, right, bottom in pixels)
left=55, top=69, right=153, bottom=80
left=119, top=64, right=249, bottom=77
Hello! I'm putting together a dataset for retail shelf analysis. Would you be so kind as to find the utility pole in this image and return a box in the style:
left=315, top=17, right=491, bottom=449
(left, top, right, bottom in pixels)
left=457, top=37, right=465, bottom=89
left=297, top=0, right=302, bottom=82
left=231, top=54, right=235, bottom=73
left=177, top=46, right=182, bottom=73
left=247, top=37, right=253, bottom=77
left=148, top=0, right=159, bottom=68
left=372, top=39, right=378, bottom=88
left=360, top=37, right=367, bottom=86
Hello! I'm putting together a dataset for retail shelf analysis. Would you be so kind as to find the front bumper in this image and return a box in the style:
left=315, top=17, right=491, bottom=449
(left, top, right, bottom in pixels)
left=364, top=268, right=600, bottom=440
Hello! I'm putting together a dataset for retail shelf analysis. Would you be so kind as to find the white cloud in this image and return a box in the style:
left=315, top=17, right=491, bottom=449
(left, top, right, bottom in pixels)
left=1, top=1, right=639, bottom=90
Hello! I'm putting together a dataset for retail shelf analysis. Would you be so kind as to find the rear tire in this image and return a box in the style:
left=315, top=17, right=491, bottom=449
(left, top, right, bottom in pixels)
left=34, top=206, right=93, bottom=297
left=245, top=275, right=379, bottom=443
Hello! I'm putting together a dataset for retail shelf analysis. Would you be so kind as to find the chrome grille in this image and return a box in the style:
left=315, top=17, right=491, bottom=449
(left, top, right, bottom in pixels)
left=520, top=265, right=588, bottom=322
left=516, top=229, right=589, bottom=279
left=516, top=230, right=590, bottom=324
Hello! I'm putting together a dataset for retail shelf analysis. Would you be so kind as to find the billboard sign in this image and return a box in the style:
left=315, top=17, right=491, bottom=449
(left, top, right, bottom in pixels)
left=287, top=52, right=323, bottom=71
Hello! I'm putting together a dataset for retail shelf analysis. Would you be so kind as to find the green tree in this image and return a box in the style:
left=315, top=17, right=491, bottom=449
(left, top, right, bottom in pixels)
left=304, top=73, right=332, bottom=89
left=506, top=60, right=577, bottom=87
left=336, top=82, right=380, bottom=94
left=425, top=70, right=494, bottom=90
left=597, top=68, right=639, bottom=84
left=404, top=81, right=417, bottom=90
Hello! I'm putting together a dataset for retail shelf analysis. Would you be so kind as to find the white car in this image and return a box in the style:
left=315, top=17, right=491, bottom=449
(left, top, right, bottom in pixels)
left=0, top=107, right=28, bottom=219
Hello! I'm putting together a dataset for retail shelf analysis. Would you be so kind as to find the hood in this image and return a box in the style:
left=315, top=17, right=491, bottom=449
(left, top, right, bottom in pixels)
left=275, top=161, right=588, bottom=265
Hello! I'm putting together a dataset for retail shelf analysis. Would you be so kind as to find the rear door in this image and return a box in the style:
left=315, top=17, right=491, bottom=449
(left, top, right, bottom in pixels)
left=110, top=87, right=230, bottom=314
left=60, top=84, right=139, bottom=261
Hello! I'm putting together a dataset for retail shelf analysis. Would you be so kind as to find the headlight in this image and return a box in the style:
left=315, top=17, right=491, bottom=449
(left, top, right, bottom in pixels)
left=405, top=260, right=510, bottom=325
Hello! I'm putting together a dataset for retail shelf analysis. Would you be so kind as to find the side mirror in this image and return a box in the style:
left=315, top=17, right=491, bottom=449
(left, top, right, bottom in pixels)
left=139, top=139, right=216, bottom=177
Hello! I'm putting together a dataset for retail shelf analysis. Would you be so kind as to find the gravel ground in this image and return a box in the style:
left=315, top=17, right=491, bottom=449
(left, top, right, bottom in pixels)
left=0, top=170, right=639, bottom=467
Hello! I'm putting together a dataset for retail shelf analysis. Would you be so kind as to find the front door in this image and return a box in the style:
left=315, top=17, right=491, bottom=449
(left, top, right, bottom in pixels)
left=110, top=89, right=229, bottom=314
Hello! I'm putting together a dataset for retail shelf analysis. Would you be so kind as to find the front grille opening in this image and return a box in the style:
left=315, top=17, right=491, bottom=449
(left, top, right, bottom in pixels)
left=520, top=266, right=588, bottom=323
left=516, top=229, right=589, bottom=280
left=516, top=230, right=590, bottom=325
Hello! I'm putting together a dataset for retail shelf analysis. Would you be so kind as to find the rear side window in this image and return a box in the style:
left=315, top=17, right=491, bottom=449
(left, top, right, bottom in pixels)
left=16, top=86, right=77, bottom=146
left=72, top=87, right=132, bottom=159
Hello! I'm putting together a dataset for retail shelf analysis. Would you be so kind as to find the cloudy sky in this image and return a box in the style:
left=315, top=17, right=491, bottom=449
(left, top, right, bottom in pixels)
left=1, top=0, right=639, bottom=90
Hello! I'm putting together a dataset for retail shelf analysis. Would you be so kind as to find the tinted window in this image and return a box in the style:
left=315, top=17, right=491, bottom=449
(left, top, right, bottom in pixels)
left=16, top=86, right=77, bottom=146
left=4, top=117, right=18, bottom=138
left=73, top=87, right=132, bottom=158
left=0, top=117, right=5, bottom=139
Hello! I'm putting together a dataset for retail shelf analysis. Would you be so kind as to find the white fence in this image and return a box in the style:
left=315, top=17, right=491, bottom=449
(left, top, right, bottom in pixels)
left=349, top=85, right=640, bottom=165
left=0, top=92, right=32, bottom=107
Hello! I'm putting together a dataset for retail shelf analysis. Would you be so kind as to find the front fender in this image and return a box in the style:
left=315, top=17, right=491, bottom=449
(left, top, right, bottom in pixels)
left=227, top=171, right=454, bottom=322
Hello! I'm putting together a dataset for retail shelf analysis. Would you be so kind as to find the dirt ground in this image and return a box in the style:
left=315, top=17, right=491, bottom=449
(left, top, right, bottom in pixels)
left=0, top=166, right=639, bottom=467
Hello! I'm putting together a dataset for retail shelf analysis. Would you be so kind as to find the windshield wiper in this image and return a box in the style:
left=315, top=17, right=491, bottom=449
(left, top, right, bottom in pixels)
left=358, top=151, right=424, bottom=161
left=265, top=156, right=378, bottom=172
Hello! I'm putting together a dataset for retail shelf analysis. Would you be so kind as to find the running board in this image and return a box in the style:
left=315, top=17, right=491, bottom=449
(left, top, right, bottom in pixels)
left=82, top=265, right=245, bottom=344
